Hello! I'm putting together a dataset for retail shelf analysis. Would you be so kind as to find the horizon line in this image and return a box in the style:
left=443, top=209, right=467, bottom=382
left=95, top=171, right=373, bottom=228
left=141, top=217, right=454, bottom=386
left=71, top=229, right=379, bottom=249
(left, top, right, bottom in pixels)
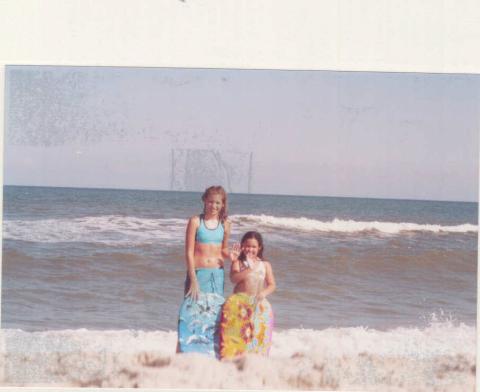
left=3, top=183, right=478, bottom=204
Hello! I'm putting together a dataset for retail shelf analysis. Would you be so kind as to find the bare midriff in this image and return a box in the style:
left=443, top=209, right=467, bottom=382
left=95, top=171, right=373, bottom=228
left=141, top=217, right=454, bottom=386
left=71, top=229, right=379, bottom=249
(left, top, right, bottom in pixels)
left=233, top=281, right=254, bottom=296
left=194, top=242, right=224, bottom=269
left=233, top=268, right=265, bottom=296
left=234, top=278, right=263, bottom=296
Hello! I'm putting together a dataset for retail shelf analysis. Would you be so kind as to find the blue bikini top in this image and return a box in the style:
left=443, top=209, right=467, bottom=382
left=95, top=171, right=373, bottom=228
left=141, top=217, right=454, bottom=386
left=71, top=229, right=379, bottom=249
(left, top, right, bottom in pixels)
left=195, top=215, right=224, bottom=244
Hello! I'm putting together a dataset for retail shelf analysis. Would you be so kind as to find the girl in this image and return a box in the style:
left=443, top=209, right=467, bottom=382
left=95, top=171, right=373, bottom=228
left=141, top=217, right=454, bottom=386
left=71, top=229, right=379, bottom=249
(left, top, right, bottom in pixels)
left=177, top=185, right=231, bottom=357
left=220, top=231, right=276, bottom=359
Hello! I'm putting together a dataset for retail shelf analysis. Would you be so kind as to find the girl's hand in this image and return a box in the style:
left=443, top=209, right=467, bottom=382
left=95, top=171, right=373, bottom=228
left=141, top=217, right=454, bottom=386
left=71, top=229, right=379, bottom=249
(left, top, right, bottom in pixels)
left=185, top=279, right=200, bottom=302
left=255, top=291, right=266, bottom=302
left=229, top=243, right=241, bottom=262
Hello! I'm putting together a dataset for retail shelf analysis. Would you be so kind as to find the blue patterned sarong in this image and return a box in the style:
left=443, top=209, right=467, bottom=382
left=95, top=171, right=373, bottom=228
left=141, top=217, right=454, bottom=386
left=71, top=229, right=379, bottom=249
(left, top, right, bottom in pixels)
left=177, top=268, right=225, bottom=357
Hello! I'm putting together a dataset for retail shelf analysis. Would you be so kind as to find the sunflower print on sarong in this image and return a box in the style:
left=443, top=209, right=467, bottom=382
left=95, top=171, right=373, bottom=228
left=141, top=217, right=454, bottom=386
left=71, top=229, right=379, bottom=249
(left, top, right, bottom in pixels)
left=219, top=293, right=274, bottom=359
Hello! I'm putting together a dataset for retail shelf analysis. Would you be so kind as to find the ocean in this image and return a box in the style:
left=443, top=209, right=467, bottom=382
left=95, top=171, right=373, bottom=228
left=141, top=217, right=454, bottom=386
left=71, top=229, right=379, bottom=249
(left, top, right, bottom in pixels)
left=1, top=185, right=477, bottom=389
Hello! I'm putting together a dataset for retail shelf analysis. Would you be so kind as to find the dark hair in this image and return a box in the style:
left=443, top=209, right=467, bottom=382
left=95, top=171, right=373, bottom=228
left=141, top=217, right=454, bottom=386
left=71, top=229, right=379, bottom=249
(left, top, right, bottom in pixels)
left=239, top=231, right=264, bottom=261
left=201, top=185, right=228, bottom=222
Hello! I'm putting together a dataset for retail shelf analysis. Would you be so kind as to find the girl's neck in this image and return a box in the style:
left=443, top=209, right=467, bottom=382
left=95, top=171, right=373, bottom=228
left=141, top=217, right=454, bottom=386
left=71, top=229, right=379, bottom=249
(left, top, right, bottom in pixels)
left=203, top=212, right=219, bottom=221
left=246, top=255, right=261, bottom=265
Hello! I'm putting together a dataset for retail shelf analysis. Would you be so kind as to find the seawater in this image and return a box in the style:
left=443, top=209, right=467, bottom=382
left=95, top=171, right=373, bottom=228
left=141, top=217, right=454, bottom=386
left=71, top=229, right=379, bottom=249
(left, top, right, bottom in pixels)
left=2, top=185, right=477, bottom=331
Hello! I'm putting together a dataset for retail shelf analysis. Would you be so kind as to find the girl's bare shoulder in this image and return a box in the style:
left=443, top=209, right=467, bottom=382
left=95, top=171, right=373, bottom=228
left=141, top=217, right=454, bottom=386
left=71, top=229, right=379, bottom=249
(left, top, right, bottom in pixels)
left=188, top=215, right=201, bottom=226
left=262, top=260, right=273, bottom=269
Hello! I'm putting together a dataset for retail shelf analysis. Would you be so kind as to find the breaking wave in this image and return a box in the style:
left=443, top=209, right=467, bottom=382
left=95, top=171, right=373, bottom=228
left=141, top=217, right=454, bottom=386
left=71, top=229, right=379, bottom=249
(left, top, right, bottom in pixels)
left=230, top=214, right=478, bottom=234
left=3, top=214, right=477, bottom=245
left=2, top=215, right=186, bottom=245
left=1, top=322, right=475, bottom=390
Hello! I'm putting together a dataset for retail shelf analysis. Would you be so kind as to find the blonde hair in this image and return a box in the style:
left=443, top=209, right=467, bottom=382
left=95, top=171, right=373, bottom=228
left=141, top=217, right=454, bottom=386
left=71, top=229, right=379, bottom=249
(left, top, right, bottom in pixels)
left=201, top=185, right=228, bottom=223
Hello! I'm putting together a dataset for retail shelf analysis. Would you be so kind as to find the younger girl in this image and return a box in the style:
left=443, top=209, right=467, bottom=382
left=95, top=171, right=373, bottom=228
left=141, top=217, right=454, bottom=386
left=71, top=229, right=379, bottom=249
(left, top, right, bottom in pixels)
left=220, top=231, right=276, bottom=359
left=177, top=185, right=231, bottom=357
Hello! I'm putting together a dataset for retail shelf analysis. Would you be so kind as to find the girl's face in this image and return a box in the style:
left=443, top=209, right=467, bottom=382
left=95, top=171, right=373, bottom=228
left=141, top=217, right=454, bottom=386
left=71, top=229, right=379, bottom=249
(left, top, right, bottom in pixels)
left=204, top=193, right=224, bottom=217
left=242, top=238, right=261, bottom=259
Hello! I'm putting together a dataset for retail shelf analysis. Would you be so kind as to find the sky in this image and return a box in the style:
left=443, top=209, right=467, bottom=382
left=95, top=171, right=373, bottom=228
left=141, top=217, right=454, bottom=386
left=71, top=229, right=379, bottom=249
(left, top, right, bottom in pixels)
left=4, top=66, right=479, bottom=202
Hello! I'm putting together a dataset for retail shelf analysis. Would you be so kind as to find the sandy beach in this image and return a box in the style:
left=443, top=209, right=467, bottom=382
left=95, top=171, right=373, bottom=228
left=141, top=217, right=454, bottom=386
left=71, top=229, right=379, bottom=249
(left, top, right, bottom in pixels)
left=1, top=323, right=475, bottom=391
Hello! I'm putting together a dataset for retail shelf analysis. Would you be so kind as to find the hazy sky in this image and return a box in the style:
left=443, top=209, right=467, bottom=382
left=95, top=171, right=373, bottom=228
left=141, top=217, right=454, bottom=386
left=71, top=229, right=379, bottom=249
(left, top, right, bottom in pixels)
left=4, top=66, right=479, bottom=202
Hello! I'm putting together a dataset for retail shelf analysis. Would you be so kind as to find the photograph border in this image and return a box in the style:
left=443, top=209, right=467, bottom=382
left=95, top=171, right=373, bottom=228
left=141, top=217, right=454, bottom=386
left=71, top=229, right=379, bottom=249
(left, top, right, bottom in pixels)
left=0, top=1, right=479, bottom=391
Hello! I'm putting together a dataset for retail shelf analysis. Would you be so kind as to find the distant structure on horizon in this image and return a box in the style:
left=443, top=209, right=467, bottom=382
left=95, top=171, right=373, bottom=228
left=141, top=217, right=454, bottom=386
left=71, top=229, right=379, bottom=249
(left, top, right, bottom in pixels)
left=170, top=148, right=253, bottom=193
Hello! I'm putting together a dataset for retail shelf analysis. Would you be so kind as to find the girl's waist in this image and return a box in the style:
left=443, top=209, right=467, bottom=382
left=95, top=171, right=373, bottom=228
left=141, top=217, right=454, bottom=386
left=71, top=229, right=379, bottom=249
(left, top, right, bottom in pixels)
left=195, top=267, right=224, bottom=277
left=234, top=281, right=263, bottom=296
left=194, top=255, right=224, bottom=270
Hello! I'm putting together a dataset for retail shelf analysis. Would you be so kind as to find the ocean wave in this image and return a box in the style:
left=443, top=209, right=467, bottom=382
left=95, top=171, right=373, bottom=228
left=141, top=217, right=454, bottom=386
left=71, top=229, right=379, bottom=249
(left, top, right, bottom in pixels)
left=2, top=323, right=475, bottom=390
left=3, top=214, right=477, bottom=245
left=3, top=215, right=187, bottom=245
left=230, top=214, right=478, bottom=234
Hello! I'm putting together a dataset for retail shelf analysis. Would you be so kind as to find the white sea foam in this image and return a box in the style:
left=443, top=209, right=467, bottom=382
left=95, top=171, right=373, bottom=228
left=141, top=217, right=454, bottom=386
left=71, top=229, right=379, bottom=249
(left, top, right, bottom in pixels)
left=3, top=214, right=477, bottom=245
left=1, top=323, right=475, bottom=390
left=3, top=215, right=187, bottom=245
left=230, top=214, right=478, bottom=234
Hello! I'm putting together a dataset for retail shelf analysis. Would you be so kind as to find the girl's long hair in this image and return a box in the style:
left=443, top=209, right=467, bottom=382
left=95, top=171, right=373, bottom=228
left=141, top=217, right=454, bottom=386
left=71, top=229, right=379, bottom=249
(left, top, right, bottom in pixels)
left=201, top=185, right=228, bottom=223
left=239, top=231, right=264, bottom=261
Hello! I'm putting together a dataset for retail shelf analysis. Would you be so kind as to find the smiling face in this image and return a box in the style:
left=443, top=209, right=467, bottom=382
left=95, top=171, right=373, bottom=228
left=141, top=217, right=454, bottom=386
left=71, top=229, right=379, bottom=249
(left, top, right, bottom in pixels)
left=241, top=238, right=262, bottom=260
left=203, top=193, right=224, bottom=218
left=201, top=186, right=228, bottom=221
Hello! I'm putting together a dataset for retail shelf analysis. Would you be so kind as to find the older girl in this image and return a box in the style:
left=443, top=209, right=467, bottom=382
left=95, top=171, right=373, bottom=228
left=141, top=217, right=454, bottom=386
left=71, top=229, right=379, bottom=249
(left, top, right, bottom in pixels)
left=177, top=186, right=231, bottom=357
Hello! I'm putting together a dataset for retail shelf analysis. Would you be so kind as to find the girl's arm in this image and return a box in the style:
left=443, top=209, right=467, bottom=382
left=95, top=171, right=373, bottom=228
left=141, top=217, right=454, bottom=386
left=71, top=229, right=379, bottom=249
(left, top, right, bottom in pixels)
left=229, top=248, right=252, bottom=284
left=257, top=261, right=276, bottom=301
left=185, top=216, right=200, bottom=300
left=230, top=263, right=252, bottom=284
left=221, top=219, right=231, bottom=259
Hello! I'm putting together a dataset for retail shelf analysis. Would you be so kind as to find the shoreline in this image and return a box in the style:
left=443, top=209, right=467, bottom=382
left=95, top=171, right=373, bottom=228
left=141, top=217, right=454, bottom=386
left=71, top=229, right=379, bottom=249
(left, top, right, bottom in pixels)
left=1, top=325, right=475, bottom=390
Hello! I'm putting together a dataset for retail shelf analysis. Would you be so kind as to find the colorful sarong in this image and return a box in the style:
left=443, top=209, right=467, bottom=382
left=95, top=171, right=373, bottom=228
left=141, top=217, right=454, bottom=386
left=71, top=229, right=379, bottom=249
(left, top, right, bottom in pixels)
left=177, top=268, right=225, bottom=357
left=219, top=293, right=274, bottom=359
